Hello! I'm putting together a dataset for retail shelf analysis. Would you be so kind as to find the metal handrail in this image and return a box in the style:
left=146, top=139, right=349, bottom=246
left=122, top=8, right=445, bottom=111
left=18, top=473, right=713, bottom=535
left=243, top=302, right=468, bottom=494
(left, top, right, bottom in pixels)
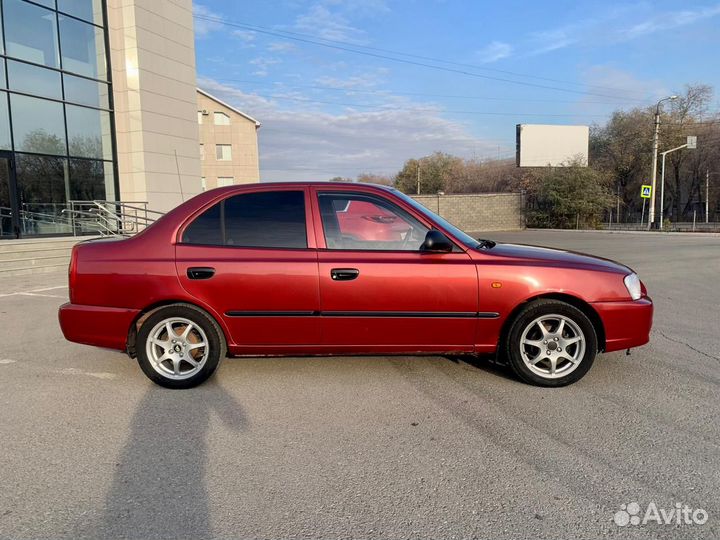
left=65, top=200, right=165, bottom=236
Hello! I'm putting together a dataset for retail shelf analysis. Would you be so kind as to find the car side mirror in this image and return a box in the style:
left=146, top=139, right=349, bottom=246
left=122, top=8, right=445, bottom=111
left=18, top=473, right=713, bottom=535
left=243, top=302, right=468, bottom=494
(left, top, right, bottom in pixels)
left=420, top=230, right=453, bottom=253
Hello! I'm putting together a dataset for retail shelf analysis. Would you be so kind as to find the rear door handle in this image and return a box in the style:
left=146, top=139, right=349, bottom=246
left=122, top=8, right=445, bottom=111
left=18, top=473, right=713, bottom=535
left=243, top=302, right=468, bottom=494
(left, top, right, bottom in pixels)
left=187, top=267, right=215, bottom=280
left=330, top=268, right=359, bottom=281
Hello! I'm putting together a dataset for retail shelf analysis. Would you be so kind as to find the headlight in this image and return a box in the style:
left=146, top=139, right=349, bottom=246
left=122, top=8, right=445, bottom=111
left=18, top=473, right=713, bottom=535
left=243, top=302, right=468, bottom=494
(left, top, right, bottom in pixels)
left=624, top=273, right=642, bottom=300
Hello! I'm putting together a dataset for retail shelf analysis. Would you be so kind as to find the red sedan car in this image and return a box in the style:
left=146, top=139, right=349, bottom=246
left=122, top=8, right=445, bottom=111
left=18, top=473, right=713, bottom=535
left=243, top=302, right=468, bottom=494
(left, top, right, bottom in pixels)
left=58, top=183, right=652, bottom=389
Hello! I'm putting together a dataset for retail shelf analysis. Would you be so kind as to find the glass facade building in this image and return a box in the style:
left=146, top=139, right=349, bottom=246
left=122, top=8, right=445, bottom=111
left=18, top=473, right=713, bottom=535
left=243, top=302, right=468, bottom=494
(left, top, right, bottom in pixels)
left=0, top=0, right=116, bottom=237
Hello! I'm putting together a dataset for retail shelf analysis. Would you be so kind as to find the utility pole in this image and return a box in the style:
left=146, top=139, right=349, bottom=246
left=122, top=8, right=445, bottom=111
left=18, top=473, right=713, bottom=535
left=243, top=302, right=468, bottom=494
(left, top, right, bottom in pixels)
left=416, top=160, right=421, bottom=195
left=648, top=95, right=678, bottom=230
left=707, top=169, right=710, bottom=224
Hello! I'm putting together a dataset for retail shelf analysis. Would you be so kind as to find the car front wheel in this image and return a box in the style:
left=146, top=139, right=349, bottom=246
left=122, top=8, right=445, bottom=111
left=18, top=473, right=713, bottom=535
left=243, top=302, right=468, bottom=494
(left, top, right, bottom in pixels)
left=136, top=304, right=226, bottom=389
left=504, top=299, right=597, bottom=387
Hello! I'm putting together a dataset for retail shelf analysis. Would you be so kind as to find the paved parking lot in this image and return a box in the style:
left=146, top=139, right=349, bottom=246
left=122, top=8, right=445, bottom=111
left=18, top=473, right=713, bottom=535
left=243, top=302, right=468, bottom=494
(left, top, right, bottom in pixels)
left=0, top=230, right=718, bottom=539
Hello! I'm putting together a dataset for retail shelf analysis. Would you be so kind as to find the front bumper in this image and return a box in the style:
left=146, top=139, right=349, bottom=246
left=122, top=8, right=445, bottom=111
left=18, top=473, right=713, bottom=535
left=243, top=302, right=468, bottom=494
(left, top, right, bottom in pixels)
left=58, top=303, right=140, bottom=351
left=592, top=297, right=653, bottom=352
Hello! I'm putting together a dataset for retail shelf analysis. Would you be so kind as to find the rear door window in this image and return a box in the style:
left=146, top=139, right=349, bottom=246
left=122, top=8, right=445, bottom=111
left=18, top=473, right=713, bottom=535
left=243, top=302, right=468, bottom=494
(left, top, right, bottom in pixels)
left=182, top=190, right=307, bottom=249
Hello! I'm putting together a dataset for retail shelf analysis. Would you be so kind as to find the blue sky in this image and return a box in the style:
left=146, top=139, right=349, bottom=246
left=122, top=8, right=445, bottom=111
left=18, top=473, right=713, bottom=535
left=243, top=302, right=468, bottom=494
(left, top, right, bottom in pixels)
left=192, top=1, right=720, bottom=181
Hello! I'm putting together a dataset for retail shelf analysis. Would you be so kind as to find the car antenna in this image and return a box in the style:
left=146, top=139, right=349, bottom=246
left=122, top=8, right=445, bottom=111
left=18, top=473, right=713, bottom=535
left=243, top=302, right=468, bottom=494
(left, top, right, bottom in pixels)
left=174, top=149, right=185, bottom=202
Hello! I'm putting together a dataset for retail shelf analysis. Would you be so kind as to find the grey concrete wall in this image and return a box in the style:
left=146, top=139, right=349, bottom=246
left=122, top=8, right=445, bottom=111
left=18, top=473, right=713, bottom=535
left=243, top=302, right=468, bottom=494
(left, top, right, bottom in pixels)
left=411, top=193, right=524, bottom=232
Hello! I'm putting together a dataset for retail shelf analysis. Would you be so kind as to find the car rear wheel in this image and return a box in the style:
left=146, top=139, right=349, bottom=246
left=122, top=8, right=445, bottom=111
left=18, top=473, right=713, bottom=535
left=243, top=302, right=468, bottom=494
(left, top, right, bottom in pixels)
left=504, top=300, right=597, bottom=387
left=136, top=304, right=226, bottom=389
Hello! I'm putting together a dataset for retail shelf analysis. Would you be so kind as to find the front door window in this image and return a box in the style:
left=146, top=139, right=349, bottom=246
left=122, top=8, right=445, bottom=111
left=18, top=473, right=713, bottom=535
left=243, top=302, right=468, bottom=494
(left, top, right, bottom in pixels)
left=318, top=192, right=429, bottom=251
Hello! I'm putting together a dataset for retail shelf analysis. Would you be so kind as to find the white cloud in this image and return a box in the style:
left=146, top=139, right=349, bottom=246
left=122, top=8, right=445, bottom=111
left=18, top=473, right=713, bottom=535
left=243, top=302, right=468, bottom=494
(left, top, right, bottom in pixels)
left=197, top=78, right=500, bottom=182
left=621, top=4, right=720, bottom=40
left=233, top=30, right=257, bottom=43
left=294, top=4, right=367, bottom=43
left=268, top=42, right=297, bottom=53
left=192, top=4, right=224, bottom=37
left=580, top=65, right=669, bottom=103
left=526, top=3, right=720, bottom=56
left=476, top=41, right=513, bottom=63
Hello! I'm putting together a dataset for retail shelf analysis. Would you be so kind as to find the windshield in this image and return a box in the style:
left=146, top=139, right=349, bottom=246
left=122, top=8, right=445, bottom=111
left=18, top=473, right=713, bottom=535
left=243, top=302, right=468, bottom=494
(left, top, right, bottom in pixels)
left=392, top=189, right=483, bottom=249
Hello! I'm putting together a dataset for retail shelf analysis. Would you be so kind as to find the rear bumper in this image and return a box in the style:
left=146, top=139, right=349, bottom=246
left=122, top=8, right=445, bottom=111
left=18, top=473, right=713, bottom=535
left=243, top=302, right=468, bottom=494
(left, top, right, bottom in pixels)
left=592, top=297, right=653, bottom=352
left=58, top=303, right=140, bottom=351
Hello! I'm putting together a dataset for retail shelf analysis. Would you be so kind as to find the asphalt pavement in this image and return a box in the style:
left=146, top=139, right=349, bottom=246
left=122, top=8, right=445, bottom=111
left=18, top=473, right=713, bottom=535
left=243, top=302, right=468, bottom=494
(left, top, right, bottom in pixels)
left=0, top=230, right=718, bottom=539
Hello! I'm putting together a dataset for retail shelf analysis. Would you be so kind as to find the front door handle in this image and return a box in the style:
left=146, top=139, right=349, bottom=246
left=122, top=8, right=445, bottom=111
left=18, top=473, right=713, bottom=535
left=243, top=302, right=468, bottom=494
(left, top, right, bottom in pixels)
left=187, top=267, right=215, bottom=280
left=330, top=268, right=359, bottom=281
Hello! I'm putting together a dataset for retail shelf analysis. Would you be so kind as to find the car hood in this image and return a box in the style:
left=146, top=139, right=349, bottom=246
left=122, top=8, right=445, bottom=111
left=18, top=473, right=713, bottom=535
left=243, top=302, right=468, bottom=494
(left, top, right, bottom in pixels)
left=482, top=242, right=632, bottom=275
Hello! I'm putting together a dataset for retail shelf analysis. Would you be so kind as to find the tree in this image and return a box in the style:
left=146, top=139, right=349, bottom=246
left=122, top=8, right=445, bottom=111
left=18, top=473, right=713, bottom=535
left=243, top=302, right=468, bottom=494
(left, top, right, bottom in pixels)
left=356, top=173, right=393, bottom=185
left=394, top=152, right=463, bottom=194
left=523, top=160, right=615, bottom=228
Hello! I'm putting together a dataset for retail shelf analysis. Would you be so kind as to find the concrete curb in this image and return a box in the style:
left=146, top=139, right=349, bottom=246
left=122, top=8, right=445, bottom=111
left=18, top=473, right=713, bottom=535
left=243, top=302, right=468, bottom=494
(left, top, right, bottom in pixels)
left=525, top=228, right=720, bottom=238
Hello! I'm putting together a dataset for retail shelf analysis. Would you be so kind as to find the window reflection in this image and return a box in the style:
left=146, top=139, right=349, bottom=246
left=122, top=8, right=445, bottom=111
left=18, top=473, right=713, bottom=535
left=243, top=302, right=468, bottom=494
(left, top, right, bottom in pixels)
left=69, top=158, right=113, bottom=200
left=7, top=60, right=62, bottom=100
left=57, top=0, right=104, bottom=26
left=63, top=74, right=110, bottom=108
left=59, top=15, right=107, bottom=79
left=15, top=153, right=73, bottom=235
left=0, top=60, right=5, bottom=89
left=4, top=0, right=60, bottom=68
left=66, top=104, right=112, bottom=160
left=0, top=93, right=11, bottom=150
left=10, top=94, right=66, bottom=155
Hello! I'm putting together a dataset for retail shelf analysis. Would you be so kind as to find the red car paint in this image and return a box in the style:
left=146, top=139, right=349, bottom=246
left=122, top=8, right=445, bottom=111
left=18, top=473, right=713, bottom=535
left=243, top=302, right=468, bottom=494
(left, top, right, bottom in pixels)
left=58, top=183, right=652, bottom=357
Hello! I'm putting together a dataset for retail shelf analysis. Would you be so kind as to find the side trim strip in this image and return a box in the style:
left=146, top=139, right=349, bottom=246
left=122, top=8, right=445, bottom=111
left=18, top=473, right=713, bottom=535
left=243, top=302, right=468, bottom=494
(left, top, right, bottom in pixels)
left=225, top=310, right=500, bottom=319
left=225, top=311, right=318, bottom=317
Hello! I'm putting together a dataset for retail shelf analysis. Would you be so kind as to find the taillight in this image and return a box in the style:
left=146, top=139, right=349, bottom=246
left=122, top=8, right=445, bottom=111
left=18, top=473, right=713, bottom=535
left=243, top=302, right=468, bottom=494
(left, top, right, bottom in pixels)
left=68, top=245, right=78, bottom=304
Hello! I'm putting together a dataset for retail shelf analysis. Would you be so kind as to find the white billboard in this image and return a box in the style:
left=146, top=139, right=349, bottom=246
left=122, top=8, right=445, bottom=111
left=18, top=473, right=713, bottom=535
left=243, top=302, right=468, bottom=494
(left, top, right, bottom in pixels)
left=516, top=124, right=589, bottom=167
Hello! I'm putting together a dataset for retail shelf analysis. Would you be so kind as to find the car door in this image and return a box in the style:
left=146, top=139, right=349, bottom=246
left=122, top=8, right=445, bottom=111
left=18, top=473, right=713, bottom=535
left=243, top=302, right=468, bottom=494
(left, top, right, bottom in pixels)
left=312, top=188, right=479, bottom=351
left=175, top=187, right=320, bottom=348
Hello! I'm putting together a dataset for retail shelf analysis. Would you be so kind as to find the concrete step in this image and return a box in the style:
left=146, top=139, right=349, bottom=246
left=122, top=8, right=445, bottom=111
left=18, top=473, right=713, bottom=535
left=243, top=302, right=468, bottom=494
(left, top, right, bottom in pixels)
left=0, top=236, right=99, bottom=276
left=0, top=247, right=74, bottom=261
left=0, top=238, right=82, bottom=253
left=0, top=255, right=71, bottom=270
left=0, top=263, right=70, bottom=277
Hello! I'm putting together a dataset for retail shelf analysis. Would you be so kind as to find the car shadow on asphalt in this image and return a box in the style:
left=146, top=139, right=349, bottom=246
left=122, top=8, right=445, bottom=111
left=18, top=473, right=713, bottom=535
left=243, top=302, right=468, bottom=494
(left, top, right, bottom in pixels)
left=76, top=380, right=248, bottom=539
left=443, top=353, right=519, bottom=383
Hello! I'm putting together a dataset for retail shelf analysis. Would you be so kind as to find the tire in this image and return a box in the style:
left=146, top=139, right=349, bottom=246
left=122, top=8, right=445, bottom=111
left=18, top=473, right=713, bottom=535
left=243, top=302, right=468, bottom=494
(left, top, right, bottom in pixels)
left=136, top=304, right=227, bottom=389
left=504, top=299, right=597, bottom=387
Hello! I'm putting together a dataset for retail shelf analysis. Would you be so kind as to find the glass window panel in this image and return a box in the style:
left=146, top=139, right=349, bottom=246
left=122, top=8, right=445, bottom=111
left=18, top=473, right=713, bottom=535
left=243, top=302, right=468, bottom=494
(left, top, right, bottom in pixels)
left=103, top=161, right=115, bottom=201
left=0, top=7, right=4, bottom=55
left=69, top=158, right=111, bottom=200
left=15, top=153, right=72, bottom=236
left=0, top=60, right=5, bottom=88
left=214, top=112, right=230, bottom=125
left=4, top=0, right=60, bottom=68
left=59, top=16, right=107, bottom=80
left=217, top=177, right=233, bottom=187
left=29, top=0, right=55, bottom=8
left=7, top=60, right=62, bottom=100
left=0, top=93, right=11, bottom=150
left=216, top=144, right=232, bottom=160
left=63, top=74, right=109, bottom=108
left=224, top=191, right=307, bottom=249
left=10, top=94, right=66, bottom=155
left=57, top=0, right=104, bottom=25
left=318, top=192, right=429, bottom=251
left=182, top=202, right=222, bottom=245
left=66, top=104, right=112, bottom=160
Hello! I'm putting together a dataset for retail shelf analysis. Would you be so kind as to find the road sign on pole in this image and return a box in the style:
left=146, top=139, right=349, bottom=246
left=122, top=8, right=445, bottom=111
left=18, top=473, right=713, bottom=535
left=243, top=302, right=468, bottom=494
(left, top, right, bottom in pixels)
left=641, top=185, right=652, bottom=198
left=687, top=136, right=697, bottom=149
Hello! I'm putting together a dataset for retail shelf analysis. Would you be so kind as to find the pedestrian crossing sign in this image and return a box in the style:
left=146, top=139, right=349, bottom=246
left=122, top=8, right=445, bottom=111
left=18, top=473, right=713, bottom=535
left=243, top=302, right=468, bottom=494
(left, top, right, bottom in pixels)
left=641, top=185, right=652, bottom=198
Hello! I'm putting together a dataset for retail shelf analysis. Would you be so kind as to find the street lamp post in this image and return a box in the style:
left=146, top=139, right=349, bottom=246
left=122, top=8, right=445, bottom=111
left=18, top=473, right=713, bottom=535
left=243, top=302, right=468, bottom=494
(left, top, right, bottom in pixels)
left=648, top=95, right=678, bottom=230
left=708, top=170, right=720, bottom=223
left=659, top=136, right=696, bottom=229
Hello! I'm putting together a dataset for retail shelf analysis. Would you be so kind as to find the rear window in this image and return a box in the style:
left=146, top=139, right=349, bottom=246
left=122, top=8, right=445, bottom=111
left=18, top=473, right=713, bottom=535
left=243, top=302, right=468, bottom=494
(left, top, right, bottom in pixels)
left=182, top=191, right=307, bottom=249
